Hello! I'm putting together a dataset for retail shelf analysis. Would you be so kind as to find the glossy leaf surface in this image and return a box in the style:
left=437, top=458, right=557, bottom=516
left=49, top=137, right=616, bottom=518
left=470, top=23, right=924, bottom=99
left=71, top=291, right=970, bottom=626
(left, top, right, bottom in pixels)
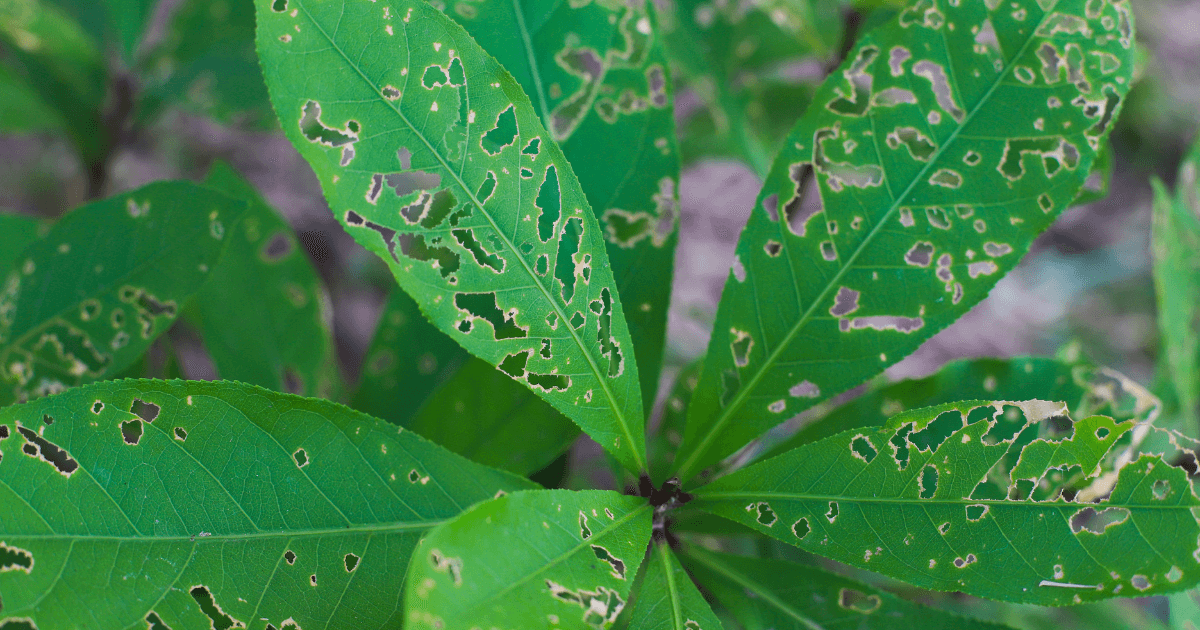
left=1152, top=144, right=1200, bottom=435
left=408, top=358, right=579, bottom=475
left=256, top=0, right=648, bottom=473
left=0, top=0, right=108, bottom=162
left=761, top=355, right=1156, bottom=460
left=621, top=543, right=724, bottom=630
left=0, top=379, right=535, bottom=628
left=189, top=162, right=341, bottom=399
left=694, top=400, right=1197, bottom=604
left=404, top=489, right=652, bottom=628
left=0, top=181, right=246, bottom=406
left=675, top=0, right=1137, bottom=481
left=444, top=0, right=681, bottom=400
left=681, top=545, right=1008, bottom=629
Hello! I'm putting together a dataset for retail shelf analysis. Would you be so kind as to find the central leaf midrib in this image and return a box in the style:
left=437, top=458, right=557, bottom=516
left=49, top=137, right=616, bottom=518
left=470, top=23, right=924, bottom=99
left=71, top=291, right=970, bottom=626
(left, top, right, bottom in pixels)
left=658, top=545, right=686, bottom=630
left=296, top=0, right=644, bottom=472
left=4, top=520, right=443, bottom=541
left=678, top=6, right=1060, bottom=481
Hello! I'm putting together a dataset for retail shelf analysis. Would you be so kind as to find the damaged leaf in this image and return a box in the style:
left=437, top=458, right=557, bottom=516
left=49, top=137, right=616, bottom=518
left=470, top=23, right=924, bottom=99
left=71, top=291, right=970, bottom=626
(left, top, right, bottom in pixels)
left=674, top=0, right=1137, bottom=482
left=760, top=355, right=1157, bottom=461
left=0, top=212, right=45, bottom=277
left=693, top=400, right=1197, bottom=605
left=0, top=181, right=247, bottom=405
left=256, top=0, right=648, bottom=474
left=1151, top=142, right=1200, bottom=436
left=681, top=545, right=1009, bottom=629
left=404, top=489, right=651, bottom=629
left=620, top=543, right=723, bottom=630
left=442, top=0, right=681, bottom=400
left=188, top=162, right=341, bottom=399
left=0, top=379, right=534, bottom=628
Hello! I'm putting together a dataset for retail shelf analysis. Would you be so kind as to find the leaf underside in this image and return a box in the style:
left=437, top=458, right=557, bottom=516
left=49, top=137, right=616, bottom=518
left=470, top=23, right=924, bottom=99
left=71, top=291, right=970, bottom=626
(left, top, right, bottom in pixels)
left=674, top=0, right=1137, bottom=481
left=695, top=399, right=1199, bottom=605
left=0, top=181, right=246, bottom=406
left=0, top=379, right=535, bottom=629
left=255, top=0, right=647, bottom=473
left=404, top=489, right=652, bottom=629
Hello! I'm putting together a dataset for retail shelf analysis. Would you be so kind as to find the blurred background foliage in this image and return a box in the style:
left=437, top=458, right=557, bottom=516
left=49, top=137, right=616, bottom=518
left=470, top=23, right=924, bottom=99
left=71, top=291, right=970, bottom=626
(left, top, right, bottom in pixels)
left=0, top=0, right=1198, bottom=626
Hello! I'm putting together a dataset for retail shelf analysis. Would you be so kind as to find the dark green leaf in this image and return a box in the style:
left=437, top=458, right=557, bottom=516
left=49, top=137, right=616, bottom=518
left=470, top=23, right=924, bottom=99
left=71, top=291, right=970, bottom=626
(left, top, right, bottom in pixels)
left=139, top=0, right=274, bottom=128
left=760, top=355, right=1158, bottom=461
left=674, top=0, right=1137, bottom=482
left=0, top=379, right=535, bottom=628
left=46, top=0, right=155, bottom=63
left=1152, top=143, right=1200, bottom=436
left=352, top=287, right=469, bottom=425
left=407, top=357, right=579, bottom=476
left=442, top=0, right=681, bottom=400
left=256, top=0, right=648, bottom=473
left=650, top=360, right=700, bottom=484
left=622, top=543, right=724, bottom=630
left=0, top=0, right=108, bottom=163
left=0, top=181, right=246, bottom=405
left=0, top=212, right=45, bottom=276
left=681, top=545, right=1010, bottom=629
left=0, top=62, right=64, bottom=134
left=694, top=400, right=1199, bottom=604
left=188, top=161, right=341, bottom=399
left=404, top=489, right=652, bottom=628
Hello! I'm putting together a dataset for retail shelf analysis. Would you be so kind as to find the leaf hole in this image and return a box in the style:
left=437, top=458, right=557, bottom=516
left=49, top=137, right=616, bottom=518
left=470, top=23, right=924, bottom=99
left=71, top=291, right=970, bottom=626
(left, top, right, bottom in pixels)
left=838, top=588, right=881, bottom=613
left=189, top=586, right=243, bottom=630
left=826, top=501, right=839, bottom=523
left=16, top=426, right=78, bottom=476
left=850, top=435, right=877, bottom=463
left=591, top=545, right=626, bottom=579
left=293, top=448, right=308, bottom=468
left=1069, top=506, right=1129, bottom=534
left=174, top=427, right=187, bottom=441
left=131, top=399, right=160, bottom=423
left=792, top=517, right=810, bottom=539
left=344, top=553, right=360, bottom=572
left=0, top=542, right=33, bottom=573
left=284, top=550, right=296, bottom=565
left=120, top=420, right=143, bottom=445
left=918, top=464, right=938, bottom=499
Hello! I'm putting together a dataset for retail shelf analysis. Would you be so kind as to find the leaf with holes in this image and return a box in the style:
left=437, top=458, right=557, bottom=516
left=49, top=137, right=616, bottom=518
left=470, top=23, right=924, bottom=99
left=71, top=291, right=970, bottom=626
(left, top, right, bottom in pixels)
left=672, top=0, right=1137, bottom=482
left=404, top=489, right=652, bottom=628
left=138, top=0, right=274, bottom=129
left=441, top=0, right=681, bottom=399
left=256, top=0, right=648, bottom=474
left=659, top=0, right=839, bottom=174
left=408, top=358, right=579, bottom=475
left=680, top=545, right=1010, bottom=629
left=759, top=355, right=1158, bottom=462
left=1152, top=142, right=1200, bottom=436
left=352, top=287, right=470, bottom=426
left=0, top=181, right=247, bottom=406
left=0, top=0, right=108, bottom=163
left=187, top=162, right=341, bottom=399
left=0, top=379, right=535, bottom=628
left=693, top=400, right=1200, bottom=605
left=618, top=542, right=723, bottom=630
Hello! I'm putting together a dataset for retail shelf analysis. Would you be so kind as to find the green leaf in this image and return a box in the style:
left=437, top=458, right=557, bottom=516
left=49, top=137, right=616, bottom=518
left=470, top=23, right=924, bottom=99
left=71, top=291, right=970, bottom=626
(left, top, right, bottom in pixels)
left=404, top=489, right=652, bottom=628
left=0, top=212, right=45, bottom=276
left=1074, top=139, right=1113, bottom=205
left=441, top=0, right=681, bottom=400
left=1152, top=144, right=1200, bottom=436
left=0, top=0, right=108, bottom=163
left=660, top=0, right=837, bottom=174
left=673, top=0, right=1137, bottom=482
left=760, top=355, right=1158, bottom=461
left=352, top=286, right=470, bottom=425
left=255, top=0, right=648, bottom=473
left=138, top=0, right=274, bottom=128
left=0, top=61, right=65, bottom=134
left=680, top=545, right=1009, bottom=629
left=46, top=0, right=155, bottom=63
left=408, top=358, right=579, bottom=475
left=0, top=181, right=247, bottom=406
left=185, top=162, right=342, bottom=399
left=621, top=543, right=724, bottom=630
left=693, top=400, right=1200, bottom=605
left=650, top=360, right=700, bottom=484
left=0, top=378, right=535, bottom=628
